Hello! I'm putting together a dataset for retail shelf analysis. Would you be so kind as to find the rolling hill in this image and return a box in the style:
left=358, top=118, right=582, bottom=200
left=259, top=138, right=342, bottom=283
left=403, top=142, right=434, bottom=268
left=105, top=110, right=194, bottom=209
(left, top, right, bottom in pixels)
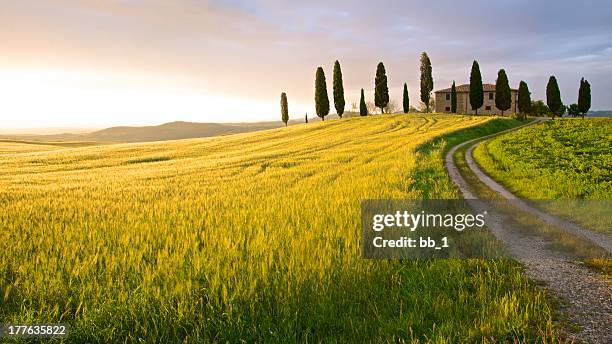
left=0, top=120, right=288, bottom=143
left=83, top=120, right=284, bottom=142
left=0, top=113, right=366, bottom=143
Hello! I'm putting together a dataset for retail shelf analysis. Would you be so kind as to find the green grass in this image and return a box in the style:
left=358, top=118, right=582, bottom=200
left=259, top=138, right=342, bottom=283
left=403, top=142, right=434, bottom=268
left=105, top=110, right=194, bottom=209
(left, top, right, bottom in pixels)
left=0, top=114, right=557, bottom=343
left=470, top=118, right=610, bottom=276
left=453, top=131, right=608, bottom=261
left=472, top=118, right=612, bottom=200
left=473, top=118, right=612, bottom=235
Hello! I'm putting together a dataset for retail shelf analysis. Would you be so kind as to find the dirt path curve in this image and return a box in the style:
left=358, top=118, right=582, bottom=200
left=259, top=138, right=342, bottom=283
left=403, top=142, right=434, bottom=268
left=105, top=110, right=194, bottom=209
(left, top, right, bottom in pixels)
left=445, top=118, right=612, bottom=344
left=445, top=118, right=545, bottom=201
left=465, top=141, right=612, bottom=253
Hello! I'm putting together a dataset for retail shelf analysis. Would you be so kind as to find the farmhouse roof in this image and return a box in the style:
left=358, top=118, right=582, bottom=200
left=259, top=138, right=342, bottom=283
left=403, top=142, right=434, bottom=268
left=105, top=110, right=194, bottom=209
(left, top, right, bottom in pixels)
left=434, top=83, right=518, bottom=93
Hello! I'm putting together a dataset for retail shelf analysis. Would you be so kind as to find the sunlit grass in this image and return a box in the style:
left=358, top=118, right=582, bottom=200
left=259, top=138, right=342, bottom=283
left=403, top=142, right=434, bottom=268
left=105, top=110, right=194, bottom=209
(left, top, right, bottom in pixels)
left=0, top=139, right=104, bottom=154
left=0, top=114, right=557, bottom=342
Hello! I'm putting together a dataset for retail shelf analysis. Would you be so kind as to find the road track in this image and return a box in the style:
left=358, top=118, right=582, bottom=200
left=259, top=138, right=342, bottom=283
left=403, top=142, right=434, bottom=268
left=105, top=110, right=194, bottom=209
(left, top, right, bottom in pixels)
left=445, top=118, right=611, bottom=343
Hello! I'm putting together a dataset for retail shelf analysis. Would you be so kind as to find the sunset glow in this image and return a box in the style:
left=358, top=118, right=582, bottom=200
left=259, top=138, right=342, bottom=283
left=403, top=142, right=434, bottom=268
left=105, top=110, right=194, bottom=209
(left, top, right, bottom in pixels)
left=0, top=68, right=283, bottom=128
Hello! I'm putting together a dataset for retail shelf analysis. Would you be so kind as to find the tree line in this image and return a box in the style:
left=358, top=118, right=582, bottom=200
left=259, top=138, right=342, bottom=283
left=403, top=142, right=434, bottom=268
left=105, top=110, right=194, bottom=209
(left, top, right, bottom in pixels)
left=461, top=61, right=590, bottom=120
left=280, top=54, right=591, bottom=125
left=277, top=53, right=432, bottom=125
left=279, top=53, right=433, bottom=125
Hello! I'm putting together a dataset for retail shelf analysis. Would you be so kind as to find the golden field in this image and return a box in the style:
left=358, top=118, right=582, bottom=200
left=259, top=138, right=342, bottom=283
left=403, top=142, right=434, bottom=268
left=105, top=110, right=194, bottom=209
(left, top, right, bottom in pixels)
left=0, top=114, right=555, bottom=342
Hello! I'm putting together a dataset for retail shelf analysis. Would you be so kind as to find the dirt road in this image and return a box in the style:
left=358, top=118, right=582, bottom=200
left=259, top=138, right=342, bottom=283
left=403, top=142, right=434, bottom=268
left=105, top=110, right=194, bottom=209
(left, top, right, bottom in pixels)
left=445, top=118, right=611, bottom=343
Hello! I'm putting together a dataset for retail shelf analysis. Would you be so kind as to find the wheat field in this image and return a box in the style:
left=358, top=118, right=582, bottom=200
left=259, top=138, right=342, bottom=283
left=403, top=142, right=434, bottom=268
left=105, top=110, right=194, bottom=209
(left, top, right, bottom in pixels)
left=0, top=114, right=555, bottom=342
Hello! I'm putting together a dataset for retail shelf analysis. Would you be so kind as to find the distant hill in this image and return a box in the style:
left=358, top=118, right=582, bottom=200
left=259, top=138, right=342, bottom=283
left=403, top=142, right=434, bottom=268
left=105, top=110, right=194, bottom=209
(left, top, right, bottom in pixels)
left=0, top=120, right=293, bottom=143
left=84, top=121, right=285, bottom=142
left=588, top=110, right=612, bottom=118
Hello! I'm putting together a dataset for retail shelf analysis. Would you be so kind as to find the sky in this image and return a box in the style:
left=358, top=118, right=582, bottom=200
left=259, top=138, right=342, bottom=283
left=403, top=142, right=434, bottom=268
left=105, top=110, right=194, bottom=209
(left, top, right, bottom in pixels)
left=0, top=0, right=611, bottom=129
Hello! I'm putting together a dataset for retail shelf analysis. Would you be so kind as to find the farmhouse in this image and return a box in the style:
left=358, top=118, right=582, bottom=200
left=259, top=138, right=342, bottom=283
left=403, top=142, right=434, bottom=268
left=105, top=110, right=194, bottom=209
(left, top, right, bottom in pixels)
left=434, top=84, right=518, bottom=115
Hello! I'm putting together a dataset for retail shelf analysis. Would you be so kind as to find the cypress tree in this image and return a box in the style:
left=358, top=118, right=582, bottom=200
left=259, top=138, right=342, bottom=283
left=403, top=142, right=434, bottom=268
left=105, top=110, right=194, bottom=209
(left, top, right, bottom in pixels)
left=374, top=62, right=389, bottom=114
left=420, top=52, right=433, bottom=112
left=578, top=78, right=591, bottom=119
left=402, top=83, right=409, bottom=113
left=495, top=69, right=512, bottom=116
left=546, top=76, right=562, bottom=119
left=450, top=81, right=457, bottom=113
left=280, top=92, right=289, bottom=126
left=305, top=113, right=308, bottom=123
left=314, top=67, right=330, bottom=121
left=518, top=81, right=531, bottom=120
left=359, top=88, right=368, bottom=116
left=333, top=60, right=345, bottom=118
left=469, top=60, right=483, bottom=115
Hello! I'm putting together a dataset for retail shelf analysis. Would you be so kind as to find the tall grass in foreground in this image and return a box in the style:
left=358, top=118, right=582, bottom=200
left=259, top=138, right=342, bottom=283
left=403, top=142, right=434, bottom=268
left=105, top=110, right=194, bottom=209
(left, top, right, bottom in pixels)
left=0, top=115, right=556, bottom=342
